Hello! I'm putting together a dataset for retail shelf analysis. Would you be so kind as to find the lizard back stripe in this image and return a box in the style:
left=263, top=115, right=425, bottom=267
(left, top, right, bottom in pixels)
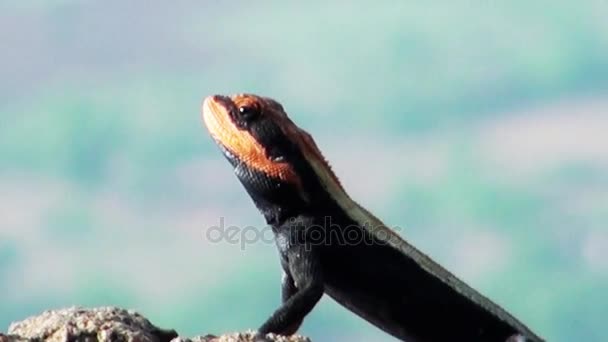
left=297, top=128, right=538, bottom=339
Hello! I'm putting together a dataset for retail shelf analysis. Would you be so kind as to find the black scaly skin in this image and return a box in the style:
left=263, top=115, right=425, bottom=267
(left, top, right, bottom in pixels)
left=203, top=94, right=544, bottom=342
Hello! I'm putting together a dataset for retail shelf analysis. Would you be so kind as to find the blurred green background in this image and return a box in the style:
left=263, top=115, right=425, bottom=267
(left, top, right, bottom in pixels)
left=1, top=1, right=607, bottom=341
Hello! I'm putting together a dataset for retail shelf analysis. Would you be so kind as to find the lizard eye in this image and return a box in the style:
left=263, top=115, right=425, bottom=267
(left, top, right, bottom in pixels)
left=237, top=104, right=260, bottom=121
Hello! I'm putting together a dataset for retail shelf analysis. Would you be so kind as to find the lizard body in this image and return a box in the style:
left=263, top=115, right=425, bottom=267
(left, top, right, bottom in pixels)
left=201, top=94, right=543, bottom=342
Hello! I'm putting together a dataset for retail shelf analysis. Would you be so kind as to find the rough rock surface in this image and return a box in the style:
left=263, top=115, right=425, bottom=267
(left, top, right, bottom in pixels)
left=0, top=307, right=310, bottom=342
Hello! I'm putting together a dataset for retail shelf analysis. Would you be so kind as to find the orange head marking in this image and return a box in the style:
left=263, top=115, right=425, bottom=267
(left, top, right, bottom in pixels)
left=201, top=94, right=300, bottom=184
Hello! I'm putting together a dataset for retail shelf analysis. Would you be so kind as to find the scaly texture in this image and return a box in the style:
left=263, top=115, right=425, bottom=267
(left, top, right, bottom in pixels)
left=201, top=93, right=544, bottom=341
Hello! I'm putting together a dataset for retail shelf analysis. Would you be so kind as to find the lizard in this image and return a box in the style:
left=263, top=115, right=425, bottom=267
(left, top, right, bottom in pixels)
left=200, top=93, right=544, bottom=342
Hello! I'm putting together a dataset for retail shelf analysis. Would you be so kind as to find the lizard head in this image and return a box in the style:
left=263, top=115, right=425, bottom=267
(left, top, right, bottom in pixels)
left=201, top=94, right=345, bottom=221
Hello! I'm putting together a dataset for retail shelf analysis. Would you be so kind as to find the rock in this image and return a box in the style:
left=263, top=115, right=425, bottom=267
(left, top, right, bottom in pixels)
left=1, top=307, right=310, bottom=342
left=0, top=333, right=31, bottom=342
left=5, top=307, right=177, bottom=342
left=174, top=332, right=310, bottom=342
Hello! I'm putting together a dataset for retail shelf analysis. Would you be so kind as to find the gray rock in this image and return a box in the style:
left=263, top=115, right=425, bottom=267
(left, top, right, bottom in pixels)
left=1, top=307, right=310, bottom=342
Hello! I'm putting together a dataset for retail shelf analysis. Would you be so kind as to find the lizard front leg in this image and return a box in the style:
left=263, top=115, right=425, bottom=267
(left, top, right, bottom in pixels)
left=256, top=243, right=324, bottom=339
left=279, top=270, right=303, bottom=335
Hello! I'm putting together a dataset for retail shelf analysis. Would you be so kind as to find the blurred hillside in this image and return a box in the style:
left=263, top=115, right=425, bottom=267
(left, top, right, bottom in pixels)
left=1, top=2, right=607, bottom=341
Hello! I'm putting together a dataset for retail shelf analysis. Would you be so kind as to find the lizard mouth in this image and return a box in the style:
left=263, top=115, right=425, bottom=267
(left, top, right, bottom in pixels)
left=217, top=142, right=240, bottom=168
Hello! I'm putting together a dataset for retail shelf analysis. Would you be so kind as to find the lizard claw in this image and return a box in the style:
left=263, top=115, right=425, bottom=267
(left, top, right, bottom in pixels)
left=252, top=332, right=273, bottom=342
